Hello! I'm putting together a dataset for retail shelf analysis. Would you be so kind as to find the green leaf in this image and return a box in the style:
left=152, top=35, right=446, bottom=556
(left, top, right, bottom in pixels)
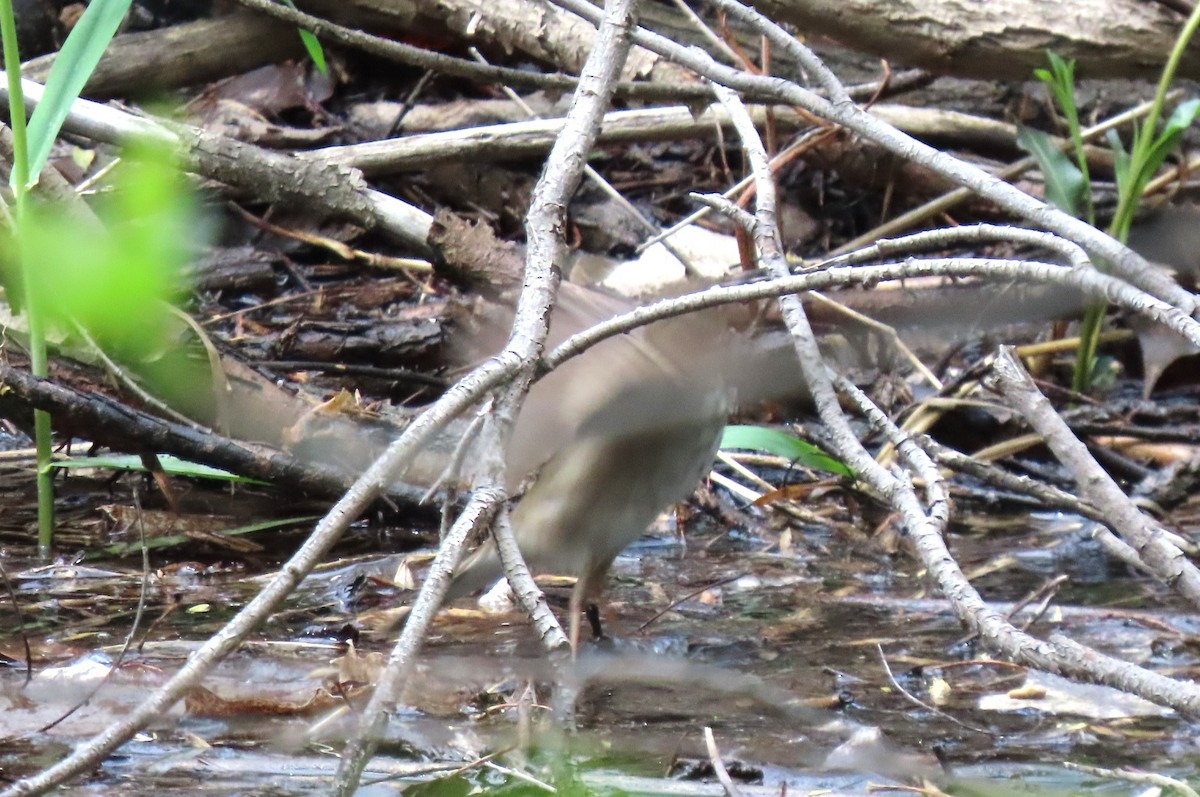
left=23, top=0, right=133, bottom=186
left=52, top=454, right=267, bottom=484
left=719, top=425, right=853, bottom=477
left=1016, top=126, right=1085, bottom=215
left=280, top=0, right=327, bottom=74
left=1034, top=51, right=1077, bottom=116
left=1138, top=98, right=1200, bottom=184
left=1162, top=97, right=1200, bottom=136
left=1046, top=51, right=1075, bottom=89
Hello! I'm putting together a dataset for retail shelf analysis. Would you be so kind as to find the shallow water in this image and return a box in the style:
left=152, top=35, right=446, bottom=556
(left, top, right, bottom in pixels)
left=1, top=473, right=1197, bottom=795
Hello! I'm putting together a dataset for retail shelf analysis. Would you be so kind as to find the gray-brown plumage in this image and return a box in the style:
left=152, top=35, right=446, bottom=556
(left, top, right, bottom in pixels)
left=444, top=283, right=733, bottom=645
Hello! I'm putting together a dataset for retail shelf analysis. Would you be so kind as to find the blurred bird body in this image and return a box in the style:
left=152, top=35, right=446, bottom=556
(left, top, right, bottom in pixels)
left=445, top=283, right=733, bottom=640
left=445, top=378, right=727, bottom=598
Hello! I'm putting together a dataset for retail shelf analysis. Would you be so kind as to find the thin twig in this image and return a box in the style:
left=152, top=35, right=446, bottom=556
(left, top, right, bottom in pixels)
left=986, top=348, right=1200, bottom=609
left=703, top=727, right=744, bottom=797
left=874, top=644, right=991, bottom=735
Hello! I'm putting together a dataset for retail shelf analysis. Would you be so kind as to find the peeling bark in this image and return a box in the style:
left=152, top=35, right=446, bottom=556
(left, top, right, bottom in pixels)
left=749, top=0, right=1194, bottom=81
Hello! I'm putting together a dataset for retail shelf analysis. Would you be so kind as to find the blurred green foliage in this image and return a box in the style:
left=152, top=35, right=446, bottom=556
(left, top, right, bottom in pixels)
left=4, top=144, right=195, bottom=359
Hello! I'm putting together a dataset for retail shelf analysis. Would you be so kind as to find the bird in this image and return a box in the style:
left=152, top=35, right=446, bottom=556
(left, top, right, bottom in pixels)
left=443, top=281, right=734, bottom=650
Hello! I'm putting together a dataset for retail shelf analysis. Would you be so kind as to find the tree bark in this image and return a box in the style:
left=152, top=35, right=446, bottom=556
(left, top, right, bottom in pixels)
left=298, top=0, right=1195, bottom=83
left=748, top=0, right=1192, bottom=81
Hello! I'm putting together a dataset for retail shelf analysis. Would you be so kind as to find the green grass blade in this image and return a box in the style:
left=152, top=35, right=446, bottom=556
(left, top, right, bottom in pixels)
left=720, top=424, right=853, bottom=477
left=297, top=29, right=326, bottom=74
left=52, top=454, right=268, bottom=484
left=280, top=0, right=327, bottom=74
left=1106, top=129, right=1131, bottom=188
left=24, top=0, right=132, bottom=186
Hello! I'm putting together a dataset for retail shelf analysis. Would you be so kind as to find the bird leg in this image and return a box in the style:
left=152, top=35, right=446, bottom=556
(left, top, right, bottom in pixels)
left=568, top=578, right=587, bottom=657
left=567, top=565, right=606, bottom=657
left=584, top=603, right=604, bottom=641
